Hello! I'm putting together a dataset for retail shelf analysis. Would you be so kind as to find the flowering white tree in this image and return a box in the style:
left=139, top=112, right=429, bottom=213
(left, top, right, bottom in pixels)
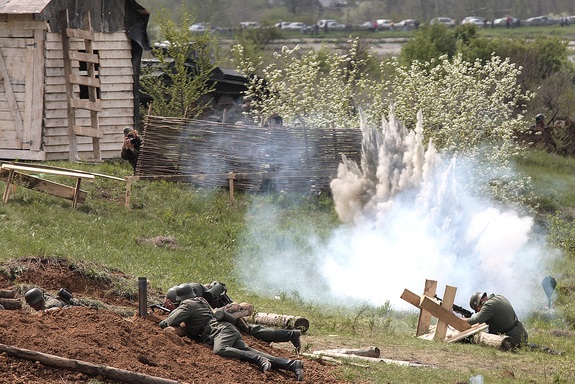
left=234, top=40, right=534, bottom=205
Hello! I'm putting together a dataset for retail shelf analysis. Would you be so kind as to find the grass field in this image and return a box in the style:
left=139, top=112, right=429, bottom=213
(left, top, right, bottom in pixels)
left=1, top=150, right=575, bottom=383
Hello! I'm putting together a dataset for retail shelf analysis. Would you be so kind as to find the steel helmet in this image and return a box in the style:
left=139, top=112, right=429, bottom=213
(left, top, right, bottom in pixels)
left=469, top=291, right=487, bottom=312
left=535, top=113, right=545, bottom=123
left=175, top=283, right=196, bottom=302
left=166, top=286, right=178, bottom=302
left=188, top=282, right=205, bottom=298
left=24, top=288, right=44, bottom=306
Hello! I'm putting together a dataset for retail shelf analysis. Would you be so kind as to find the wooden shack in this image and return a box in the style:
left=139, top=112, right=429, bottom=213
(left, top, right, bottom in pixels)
left=0, top=0, right=149, bottom=161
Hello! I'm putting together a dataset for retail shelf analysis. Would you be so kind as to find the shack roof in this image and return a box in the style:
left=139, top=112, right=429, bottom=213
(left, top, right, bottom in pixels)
left=0, top=0, right=51, bottom=14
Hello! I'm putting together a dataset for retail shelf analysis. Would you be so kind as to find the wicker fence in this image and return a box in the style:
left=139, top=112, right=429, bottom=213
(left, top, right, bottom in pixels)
left=136, top=116, right=363, bottom=193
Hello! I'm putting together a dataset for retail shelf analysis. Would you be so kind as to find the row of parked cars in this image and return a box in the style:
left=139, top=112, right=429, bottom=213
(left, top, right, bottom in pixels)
left=431, top=15, right=575, bottom=28
left=190, top=14, right=575, bottom=35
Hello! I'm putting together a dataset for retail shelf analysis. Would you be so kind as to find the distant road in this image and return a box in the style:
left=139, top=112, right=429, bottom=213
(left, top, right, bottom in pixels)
left=268, top=37, right=407, bottom=56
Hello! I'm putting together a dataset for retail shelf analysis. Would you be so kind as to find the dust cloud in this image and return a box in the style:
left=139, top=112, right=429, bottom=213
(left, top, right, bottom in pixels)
left=237, top=108, right=553, bottom=315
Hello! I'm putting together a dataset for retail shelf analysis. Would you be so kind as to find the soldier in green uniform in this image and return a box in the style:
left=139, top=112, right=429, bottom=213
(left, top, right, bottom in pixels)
left=164, top=282, right=302, bottom=352
left=467, top=291, right=528, bottom=347
left=24, top=287, right=81, bottom=311
left=159, top=284, right=304, bottom=381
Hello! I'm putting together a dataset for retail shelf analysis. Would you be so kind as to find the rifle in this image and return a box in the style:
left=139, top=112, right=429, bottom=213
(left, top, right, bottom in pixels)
left=547, top=111, right=558, bottom=126
left=149, top=303, right=171, bottom=313
left=433, top=295, right=473, bottom=318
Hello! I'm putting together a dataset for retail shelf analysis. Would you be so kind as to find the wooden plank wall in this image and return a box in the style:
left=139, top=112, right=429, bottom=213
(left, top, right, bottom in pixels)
left=44, top=31, right=134, bottom=160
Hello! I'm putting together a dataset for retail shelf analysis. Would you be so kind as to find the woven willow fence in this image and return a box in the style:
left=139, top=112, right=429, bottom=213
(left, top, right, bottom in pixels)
left=136, top=116, right=363, bottom=193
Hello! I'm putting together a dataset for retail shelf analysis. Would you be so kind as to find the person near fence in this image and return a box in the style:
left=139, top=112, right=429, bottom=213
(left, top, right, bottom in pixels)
left=159, top=284, right=304, bottom=380
left=163, top=282, right=302, bottom=353
left=467, top=291, right=528, bottom=347
left=121, top=127, right=142, bottom=174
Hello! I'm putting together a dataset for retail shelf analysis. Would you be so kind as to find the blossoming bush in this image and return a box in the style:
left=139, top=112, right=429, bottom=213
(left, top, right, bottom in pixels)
left=234, top=39, right=534, bottom=205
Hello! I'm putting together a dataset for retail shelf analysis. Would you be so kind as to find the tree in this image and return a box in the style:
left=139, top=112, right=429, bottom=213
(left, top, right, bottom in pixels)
left=139, top=9, right=219, bottom=118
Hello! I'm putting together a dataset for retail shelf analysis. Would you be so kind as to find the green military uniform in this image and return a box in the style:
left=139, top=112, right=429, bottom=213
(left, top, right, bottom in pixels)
left=44, top=295, right=67, bottom=309
left=468, top=294, right=528, bottom=347
left=160, top=297, right=303, bottom=380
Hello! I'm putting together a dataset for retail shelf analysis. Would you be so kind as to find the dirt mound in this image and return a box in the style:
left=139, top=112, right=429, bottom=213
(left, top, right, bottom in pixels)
left=0, top=257, right=343, bottom=383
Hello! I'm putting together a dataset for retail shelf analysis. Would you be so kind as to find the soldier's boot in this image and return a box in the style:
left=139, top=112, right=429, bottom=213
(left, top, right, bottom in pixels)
left=236, top=350, right=271, bottom=372
left=272, top=329, right=302, bottom=353
left=271, top=358, right=304, bottom=381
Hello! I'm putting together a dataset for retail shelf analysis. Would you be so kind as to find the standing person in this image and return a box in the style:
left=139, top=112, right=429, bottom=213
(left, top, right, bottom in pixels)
left=121, top=127, right=142, bottom=174
left=163, top=282, right=302, bottom=353
left=159, top=284, right=304, bottom=381
left=467, top=291, right=528, bottom=347
left=24, top=287, right=81, bottom=311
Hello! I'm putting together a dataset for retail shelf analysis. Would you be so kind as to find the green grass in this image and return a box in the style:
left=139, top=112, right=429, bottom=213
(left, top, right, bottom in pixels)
left=2, top=156, right=575, bottom=383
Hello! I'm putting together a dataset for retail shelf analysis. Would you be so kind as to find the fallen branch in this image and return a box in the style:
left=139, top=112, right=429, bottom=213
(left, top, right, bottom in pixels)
left=0, top=342, right=185, bottom=384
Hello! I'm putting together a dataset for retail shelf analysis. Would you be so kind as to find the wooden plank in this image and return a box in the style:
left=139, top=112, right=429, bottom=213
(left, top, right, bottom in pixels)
left=420, top=296, right=471, bottom=332
left=68, top=51, right=99, bottom=64
left=68, top=74, right=101, bottom=88
left=1, top=164, right=94, bottom=179
left=0, top=47, right=24, bottom=147
left=417, top=280, right=437, bottom=336
left=60, top=9, right=77, bottom=161
left=400, top=289, right=423, bottom=307
left=445, top=324, right=488, bottom=343
left=73, top=125, right=103, bottom=139
left=65, top=28, right=94, bottom=41
left=434, top=285, right=457, bottom=341
left=30, top=28, right=44, bottom=151
left=0, top=171, right=88, bottom=203
left=0, top=21, right=47, bottom=30
left=70, top=98, right=102, bottom=111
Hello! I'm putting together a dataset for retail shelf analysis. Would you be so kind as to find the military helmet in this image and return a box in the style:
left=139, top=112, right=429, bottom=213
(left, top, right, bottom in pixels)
left=166, top=286, right=178, bottom=302
left=24, top=288, right=45, bottom=306
left=535, top=113, right=545, bottom=123
left=469, top=291, right=487, bottom=311
left=175, top=283, right=196, bottom=302
left=188, top=282, right=205, bottom=297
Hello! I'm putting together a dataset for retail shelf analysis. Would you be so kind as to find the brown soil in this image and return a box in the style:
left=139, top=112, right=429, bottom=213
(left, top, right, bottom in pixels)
left=0, top=257, right=344, bottom=384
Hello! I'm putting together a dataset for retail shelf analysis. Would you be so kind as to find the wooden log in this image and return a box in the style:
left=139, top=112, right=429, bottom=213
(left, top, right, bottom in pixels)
left=0, top=289, right=15, bottom=298
left=252, top=312, right=309, bottom=333
left=0, top=342, right=183, bottom=384
left=311, top=350, right=436, bottom=368
left=473, top=331, right=516, bottom=351
left=314, top=346, right=380, bottom=358
left=0, top=298, right=21, bottom=310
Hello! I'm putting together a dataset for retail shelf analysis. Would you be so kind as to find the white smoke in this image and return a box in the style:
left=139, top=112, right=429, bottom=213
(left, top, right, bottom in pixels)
left=237, top=108, right=554, bottom=316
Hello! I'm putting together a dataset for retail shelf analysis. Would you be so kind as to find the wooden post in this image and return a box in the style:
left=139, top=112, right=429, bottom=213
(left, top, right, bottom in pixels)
left=228, top=172, right=235, bottom=202
left=2, top=168, right=15, bottom=203
left=125, top=176, right=133, bottom=209
left=473, top=332, right=516, bottom=351
left=416, top=279, right=437, bottom=336
left=434, top=285, right=456, bottom=341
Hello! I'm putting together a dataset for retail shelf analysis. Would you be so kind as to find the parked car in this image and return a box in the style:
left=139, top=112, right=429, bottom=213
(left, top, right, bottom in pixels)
left=317, top=19, right=337, bottom=29
left=395, top=19, right=417, bottom=30
left=430, top=17, right=456, bottom=28
left=282, top=22, right=307, bottom=31
left=325, top=21, right=347, bottom=31
left=376, top=19, right=394, bottom=30
left=239, top=21, right=260, bottom=29
left=523, top=16, right=559, bottom=26
left=359, top=21, right=377, bottom=31
left=189, top=23, right=221, bottom=33
left=461, top=16, right=486, bottom=27
left=492, top=17, right=520, bottom=27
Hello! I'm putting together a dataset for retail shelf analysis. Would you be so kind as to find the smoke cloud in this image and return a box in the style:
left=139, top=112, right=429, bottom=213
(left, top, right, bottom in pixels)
left=237, top=109, right=555, bottom=316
